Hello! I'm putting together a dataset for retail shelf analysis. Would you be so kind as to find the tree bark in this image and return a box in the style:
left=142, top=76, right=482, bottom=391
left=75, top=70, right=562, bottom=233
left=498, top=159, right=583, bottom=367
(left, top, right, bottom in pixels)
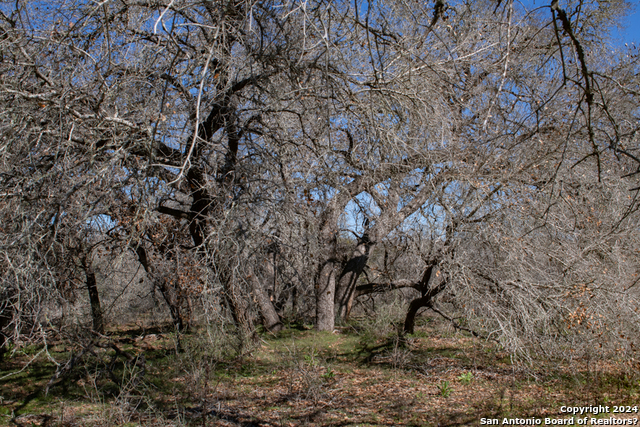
left=133, top=245, right=186, bottom=332
left=85, top=267, right=104, bottom=334
left=403, top=295, right=431, bottom=335
left=250, top=272, right=282, bottom=333
left=316, top=260, right=336, bottom=331
left=403, top=265, right=446, bottom=334
left=335, top=239, right=371, bottom=322
left=0, top=287, right=15, bottom=362
left=157, top=278, right=186, bottom=332
left=355, top=279, right=420, bottom=297
left=81, top=255, right=104, bottom=334
left=223, top=278, right=255, bottom=344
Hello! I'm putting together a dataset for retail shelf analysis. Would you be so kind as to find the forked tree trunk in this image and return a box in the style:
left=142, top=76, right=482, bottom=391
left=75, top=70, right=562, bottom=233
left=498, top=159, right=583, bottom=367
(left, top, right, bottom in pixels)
left=403, top=295, right=431, bottom=335
left=335, top=239, right=372, bottom=322
left=403, top=265, right=446, bottom=334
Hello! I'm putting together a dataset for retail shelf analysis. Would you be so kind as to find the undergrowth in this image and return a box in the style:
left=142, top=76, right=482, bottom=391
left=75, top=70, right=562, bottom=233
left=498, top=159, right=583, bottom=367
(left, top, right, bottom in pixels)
left=1, top=317, right=639, bottom=426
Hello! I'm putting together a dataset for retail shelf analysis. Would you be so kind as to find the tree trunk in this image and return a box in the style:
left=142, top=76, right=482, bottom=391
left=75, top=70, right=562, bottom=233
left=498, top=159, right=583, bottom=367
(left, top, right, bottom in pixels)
left=315, top=229, right=338, bottom=331
left=291, top=285, right=298, bottom=319
left=85, top=267, right=104, bottom=334
left=403, top=295, right=431, bottom=335
left=263, top=252, right=278, bottom=309
left=81, top=255, right=104, bottom=334
left=335, top=239, right=371, bottom=322
left=133, top=245, right=186, bottom=332
left=250, top=270, right=282, bottom=332
left=316, top=260, right=336, bottom=331
left=0, top=287, right=15, bottom=362
left=223, top=278, right=255, bottom=346
left=156, top=278, right=185, bottom=332
left=403, top=266, right=445, bottom=335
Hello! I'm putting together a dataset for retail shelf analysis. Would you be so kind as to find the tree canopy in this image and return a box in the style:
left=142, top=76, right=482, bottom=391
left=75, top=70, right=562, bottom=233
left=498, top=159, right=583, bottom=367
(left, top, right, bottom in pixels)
left=1, top=0, right=639, bottom=359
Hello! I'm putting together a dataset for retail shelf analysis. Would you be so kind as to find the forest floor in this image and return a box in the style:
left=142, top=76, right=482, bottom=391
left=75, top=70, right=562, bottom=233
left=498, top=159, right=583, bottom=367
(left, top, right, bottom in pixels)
left=1, top=317, right=639, bottom=426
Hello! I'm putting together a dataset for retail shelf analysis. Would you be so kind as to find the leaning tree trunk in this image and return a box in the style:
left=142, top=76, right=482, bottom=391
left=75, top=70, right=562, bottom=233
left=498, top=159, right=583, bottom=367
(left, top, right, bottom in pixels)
left=249, top=265, right=282, bottom=333
left=404, top=295, right=431, bottom=335
left=403, top=265, right=447, bottom=334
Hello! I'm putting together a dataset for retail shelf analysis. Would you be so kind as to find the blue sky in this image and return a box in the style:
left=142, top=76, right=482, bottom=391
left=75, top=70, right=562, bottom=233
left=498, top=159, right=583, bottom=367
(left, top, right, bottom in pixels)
left=615, top=0, right=640, bottom=44
left=523, top=0, right=639, bottom=44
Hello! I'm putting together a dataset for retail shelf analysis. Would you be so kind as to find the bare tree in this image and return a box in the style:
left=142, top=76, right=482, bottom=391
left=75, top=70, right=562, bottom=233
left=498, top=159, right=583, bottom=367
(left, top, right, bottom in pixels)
left=1, top=0, right=639, bottom=359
